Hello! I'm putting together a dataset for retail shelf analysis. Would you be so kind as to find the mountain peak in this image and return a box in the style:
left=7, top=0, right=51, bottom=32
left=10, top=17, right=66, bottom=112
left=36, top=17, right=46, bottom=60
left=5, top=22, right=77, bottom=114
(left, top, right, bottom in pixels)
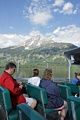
left=16, top=35, right=54, bottom=50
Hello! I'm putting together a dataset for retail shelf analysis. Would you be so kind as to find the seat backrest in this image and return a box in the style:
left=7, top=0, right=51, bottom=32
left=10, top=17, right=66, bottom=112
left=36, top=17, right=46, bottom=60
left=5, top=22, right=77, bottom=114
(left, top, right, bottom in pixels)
left=65, top=82, right=79, bottom=95
left=0, top=105, right=6, bottom=120
left=26, top=83, right=48, bottom=104
left=58, top=84, right=72, bottom=100
left=17, top=103, right=46, bottom=120
left=0, top=86, right=12, bottom=113
left=67, top=96, right=80, bottom=120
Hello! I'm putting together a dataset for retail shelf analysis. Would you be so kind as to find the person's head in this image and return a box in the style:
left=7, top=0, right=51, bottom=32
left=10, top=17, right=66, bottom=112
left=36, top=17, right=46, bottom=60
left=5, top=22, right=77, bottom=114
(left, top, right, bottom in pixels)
left=42, top=68, right=52, bottom=80
left=75, top=72, right=78, bottom=78
left=5, top=62, right=16, bottom=75
left=76, top=72, right=80, bottom=80
left=33, top=69, right=39, bottom=77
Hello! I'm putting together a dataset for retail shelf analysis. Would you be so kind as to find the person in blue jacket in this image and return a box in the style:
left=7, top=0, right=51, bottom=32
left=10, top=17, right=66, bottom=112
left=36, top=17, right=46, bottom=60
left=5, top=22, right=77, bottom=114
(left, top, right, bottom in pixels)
left=39, top=68, right=68, bottom=120
left=72, top=72, right=80, bottom=84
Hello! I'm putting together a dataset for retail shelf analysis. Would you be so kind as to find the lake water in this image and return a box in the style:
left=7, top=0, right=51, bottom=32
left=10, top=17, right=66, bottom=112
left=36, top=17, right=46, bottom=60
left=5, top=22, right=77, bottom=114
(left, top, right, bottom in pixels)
left=0, top=62, right=80, bottom=83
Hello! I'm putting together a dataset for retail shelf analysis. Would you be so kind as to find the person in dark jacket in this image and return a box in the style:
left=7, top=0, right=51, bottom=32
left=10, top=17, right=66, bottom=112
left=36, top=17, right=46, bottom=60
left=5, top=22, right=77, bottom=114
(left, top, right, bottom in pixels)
left=39, top=68, right=68, bottom=120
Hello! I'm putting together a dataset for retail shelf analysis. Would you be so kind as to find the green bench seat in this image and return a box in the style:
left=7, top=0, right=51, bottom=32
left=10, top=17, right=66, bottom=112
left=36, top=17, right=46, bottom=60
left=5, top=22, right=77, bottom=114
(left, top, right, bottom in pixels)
left=17, top=103, right=46, bottom=120
left=65, top=82, right=80, bottom=96
left=58, top=84, right=72, bottom=101
left=0, top=86, right=19, bottom=120
left=26, top=83, right=59, bottom=118
left=0, top=105, right=6, bottom=120
left=26, top=83, right=72, bottom=118
left=67, top=96, right=80, bottom=120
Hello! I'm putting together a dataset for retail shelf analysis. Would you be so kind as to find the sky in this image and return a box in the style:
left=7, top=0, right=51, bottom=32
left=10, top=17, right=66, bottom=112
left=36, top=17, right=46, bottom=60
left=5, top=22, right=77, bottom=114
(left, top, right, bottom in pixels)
left=0, top=0, right=80, bottom=48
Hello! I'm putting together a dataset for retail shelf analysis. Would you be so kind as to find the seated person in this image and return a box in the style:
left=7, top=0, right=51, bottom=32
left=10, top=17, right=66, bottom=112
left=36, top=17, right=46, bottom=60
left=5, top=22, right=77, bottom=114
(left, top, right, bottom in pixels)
left=39, top=68, right=68, bottom=120
left=74, top=73, right=80, bottom=97
left=75, top=73, right=80, bottom=85
left=0, top=62, right=37, bottom=109
left=28, top=69, right=41, bottom=86
left=72, top=72, right=80, bottom=84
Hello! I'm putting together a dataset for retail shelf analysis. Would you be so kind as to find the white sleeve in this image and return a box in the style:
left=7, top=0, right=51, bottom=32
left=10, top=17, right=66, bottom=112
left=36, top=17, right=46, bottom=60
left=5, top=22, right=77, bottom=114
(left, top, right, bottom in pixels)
left=28, top=78, right=31, bottom=83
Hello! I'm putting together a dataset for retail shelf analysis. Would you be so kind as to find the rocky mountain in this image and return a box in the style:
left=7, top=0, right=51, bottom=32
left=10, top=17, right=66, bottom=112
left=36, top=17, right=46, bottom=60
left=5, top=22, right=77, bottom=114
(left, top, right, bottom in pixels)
left=0, top=35, right=77, bottom=62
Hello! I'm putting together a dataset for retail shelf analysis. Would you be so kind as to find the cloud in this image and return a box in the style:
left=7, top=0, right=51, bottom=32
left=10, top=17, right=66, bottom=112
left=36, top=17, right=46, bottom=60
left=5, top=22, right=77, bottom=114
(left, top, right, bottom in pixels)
left=53, top=0, right=64, bottom=7
left=23, top=0, right=53, bottom=25
left=53, top=1, right=79, bottom=15
left=30, top=12, right=53, bottom=25
left=0, top=25, right=80, bottom=48
left=29, top=30, right=41, bottom=36
left=46, top=25, right=80, bottom=46
left=9, top=26, right=14, bottom=29
left=23, top=0, right=79, bottom=26
left=61, top=2, right=74, bottom=14
left=0, top=34, right=30, bottom=48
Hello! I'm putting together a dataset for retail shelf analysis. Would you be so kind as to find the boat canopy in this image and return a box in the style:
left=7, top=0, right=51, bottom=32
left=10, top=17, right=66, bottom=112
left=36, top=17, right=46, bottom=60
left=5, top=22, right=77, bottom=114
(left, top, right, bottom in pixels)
left=64, top=47, right=80, bottom=82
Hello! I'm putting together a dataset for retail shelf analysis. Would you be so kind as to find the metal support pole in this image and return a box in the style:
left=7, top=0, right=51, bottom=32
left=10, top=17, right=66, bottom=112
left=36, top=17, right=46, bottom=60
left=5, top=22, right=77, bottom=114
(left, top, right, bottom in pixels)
left=16, top=59, right=20, bottom=78
left=46, top=62, right=48, bottom=68
left=67, top=59, right=71, bottom=82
